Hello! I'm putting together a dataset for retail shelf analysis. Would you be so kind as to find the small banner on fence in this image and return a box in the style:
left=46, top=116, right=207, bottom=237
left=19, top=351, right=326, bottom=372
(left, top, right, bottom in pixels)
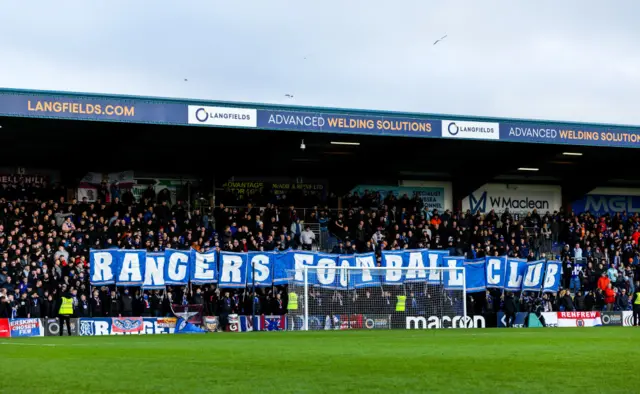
left=557, top=311, right=602, bottom=327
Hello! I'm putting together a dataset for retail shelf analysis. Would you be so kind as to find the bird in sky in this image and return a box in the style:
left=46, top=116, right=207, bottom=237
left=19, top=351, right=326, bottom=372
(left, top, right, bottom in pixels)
left=433, top=34, right=447, bottom=45
left=284, top=94, right=294, bottom=98
left=184, top=78, right=188, bottom=82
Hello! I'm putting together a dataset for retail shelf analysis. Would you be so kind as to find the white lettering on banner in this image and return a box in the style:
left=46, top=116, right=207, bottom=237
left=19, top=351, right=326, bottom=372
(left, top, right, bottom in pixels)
left=559, top=311, right=598, bottom=319
left=250, top=255, right=270, bottom=282
left=506, top=261, right=523, bottom=289
left=405, top=316, right=486, bottom=329
left=427, top=253, right=441, bottom=282
left=267, top=114, right=326, bottom=128
left=95, top=321, right=110, bottom=336
left=556, top=311, right=602, bottom=327
left=220, top=254, right=244, bottom=284
left=316, top=258, right=337, bottom=286
left=355, top=255, right=375, bottom=283
left=92, top=252, right=114, bottom=283
left=487, top=258, right=501, bottom=286
left=442, top=120, right=500, bottom=140
left=384, top=254, right=403, bottom=282
left=187, top=105, right=257, bottom=128
left=338, top=259, right=350, bottom=288
left=294, top=254, right=315, bottom=282
left=167, top=251, right=189, bottom=282
left=406, top=252, right=427, bottom=280
left=444, top=259, right=464, bottom=287
left=118, top=253, right=142, bottom=283
left=143, top=255, right=165, bottom=287
left=523, top=263, right=543, bottom=288
left=193, top=252, right=216, bottom=282
left=508, top=127, right=558, bottom=140
left=543, top=263, right=558, bottom=289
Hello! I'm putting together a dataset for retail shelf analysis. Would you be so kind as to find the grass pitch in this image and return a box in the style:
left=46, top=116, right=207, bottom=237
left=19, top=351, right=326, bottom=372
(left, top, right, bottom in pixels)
left=1, top=328, right=636, bottom=393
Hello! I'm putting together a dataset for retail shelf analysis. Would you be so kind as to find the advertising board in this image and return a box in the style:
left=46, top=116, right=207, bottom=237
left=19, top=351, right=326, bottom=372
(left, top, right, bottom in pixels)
left=0, top=318, right=10, bottom=338
left=43, top=318, right=79, bottom=336
left=78, top=318, right=176, bottom=336
left=9, top=318, right=44, bottom=337
left=462, top=184, right=562, bottom=214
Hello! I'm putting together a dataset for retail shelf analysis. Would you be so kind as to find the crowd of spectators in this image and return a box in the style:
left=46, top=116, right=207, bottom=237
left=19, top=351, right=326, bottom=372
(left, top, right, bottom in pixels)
left=1, top=184, right=640, bottom=322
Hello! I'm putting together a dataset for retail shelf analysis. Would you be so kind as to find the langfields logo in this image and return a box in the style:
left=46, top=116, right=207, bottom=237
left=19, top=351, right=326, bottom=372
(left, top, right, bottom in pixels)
left=468, top=191, right=550, bottom=213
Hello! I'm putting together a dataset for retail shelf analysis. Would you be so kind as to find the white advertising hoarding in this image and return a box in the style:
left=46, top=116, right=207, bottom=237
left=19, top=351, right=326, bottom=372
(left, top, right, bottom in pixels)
left=462, top=184, right=561, bottom=214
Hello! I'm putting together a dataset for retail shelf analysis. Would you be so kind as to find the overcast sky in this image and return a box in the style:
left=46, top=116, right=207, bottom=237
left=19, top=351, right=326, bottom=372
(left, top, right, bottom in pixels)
left=1, top=0, right=639, bottom=125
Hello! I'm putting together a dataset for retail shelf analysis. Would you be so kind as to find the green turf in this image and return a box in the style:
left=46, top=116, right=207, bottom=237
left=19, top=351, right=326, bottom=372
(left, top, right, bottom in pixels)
left=1, top=328, right=636, bottom=393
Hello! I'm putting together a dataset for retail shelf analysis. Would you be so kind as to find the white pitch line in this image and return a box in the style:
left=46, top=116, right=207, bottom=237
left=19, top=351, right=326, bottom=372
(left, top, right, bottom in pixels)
left=0, top=342, right=58, bottom=346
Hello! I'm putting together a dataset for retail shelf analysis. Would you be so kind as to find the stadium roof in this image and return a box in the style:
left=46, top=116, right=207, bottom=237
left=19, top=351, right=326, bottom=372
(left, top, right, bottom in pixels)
left=1, top=88, right=639, bottom=203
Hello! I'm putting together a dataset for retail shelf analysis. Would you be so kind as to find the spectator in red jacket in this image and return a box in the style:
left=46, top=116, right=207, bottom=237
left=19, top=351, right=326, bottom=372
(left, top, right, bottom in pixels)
left=598, top=272, right=611, bottom=292
left=604, top=283, right=616, bottom=311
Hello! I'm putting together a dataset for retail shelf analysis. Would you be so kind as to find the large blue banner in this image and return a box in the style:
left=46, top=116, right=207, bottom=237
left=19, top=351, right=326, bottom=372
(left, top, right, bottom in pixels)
left=248, top=252, right=274, bottom=288
left=485, top=256, right=507, bottom=289
left=0, top=91, right=187, bottom=125
left=500, top=122, right=640, bottom=149
left=90, top=249, right=117, bottom=286
left=190, top=249, right=217, bottom=285
left=117, top=250, right=146, bottom=286
left=571, top=194, right=640, bottom=215
left=272, top=250, right=292, bottom=286
left=464, top=259, right=487, bottom=293
left=143, top=253, right=166, bottom=289
left=163, top=249, right=191, bottom=285
left=257, top=109, right=440, bottom=138
left=521, top=260, right=546, bottom=292
left=442, top=256, right=465, bottom=290
left=353, top=253, right=379, bottom=288
left=218, top=252, right=249, bottom=288
left=90, top=249, right=564, bottom=293
left=504, top=258, right=527, bottom=291
left=542, top=260, right=562, bottom=293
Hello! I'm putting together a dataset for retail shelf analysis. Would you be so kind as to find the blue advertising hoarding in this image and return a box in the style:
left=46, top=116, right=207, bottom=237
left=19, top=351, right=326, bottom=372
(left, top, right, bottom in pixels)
left=571, top=194, right=640, bottom=215
left=0, top=91, right=187, bottom=125
left=3, top=88, right=640, bottom=148
left=500, top=122, right=640, bottom=148
left=256, top=109, right=440, bottom=138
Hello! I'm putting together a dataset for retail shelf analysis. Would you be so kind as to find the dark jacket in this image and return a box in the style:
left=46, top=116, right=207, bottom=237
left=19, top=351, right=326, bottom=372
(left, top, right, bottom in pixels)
left=574, top=295, right=586, bottom=311
left=108, top=295, right=120, bottom=316
left=29, top=297, right=42, bottom=318
left=90, top=297, right=103, bottom=317
left=503, top=295, right=517, bottom=314
left=218, top=296, right=235, bottom=314
left=192, top=293, right=204, bottom=305
left=16, top=298, right=29, bottom=318
left=561, top=294, right=575, bottom=311
left=0, top=300, right=9, bottom=318
left=42, top=297, right=55, bottom=318
left=616, top=294, right=629, bottom=310
left=76, top=299, right=91, bottom=317
left=120, top=294, right=134, bottom=313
